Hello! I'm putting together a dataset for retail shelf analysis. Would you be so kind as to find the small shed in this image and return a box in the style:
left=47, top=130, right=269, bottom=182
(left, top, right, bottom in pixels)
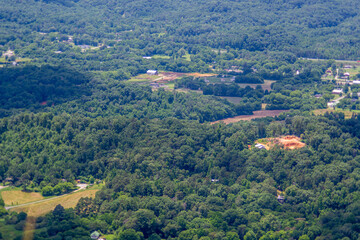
left=332, top=89, right=343, bottom=95
left=147, top=70, right=158, bottom=75
left=4, top=177, right=14, bottom=183
left=277, top=195, right=285, bottom=204
left=143, top=56, right=152, bottom=59
left=91, top=231, right=100, bottom=239
left=344, top=72, right=350, bottom=76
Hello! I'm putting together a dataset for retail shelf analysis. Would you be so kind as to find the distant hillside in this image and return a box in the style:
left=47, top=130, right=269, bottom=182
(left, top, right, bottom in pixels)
left=1, top=0, right=360, bottom=60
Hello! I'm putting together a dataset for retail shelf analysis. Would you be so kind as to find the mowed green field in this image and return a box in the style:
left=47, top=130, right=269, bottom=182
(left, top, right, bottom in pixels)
left=128, top=73, right=161, bottom=82
left=312, top=108, right=360, bottom=119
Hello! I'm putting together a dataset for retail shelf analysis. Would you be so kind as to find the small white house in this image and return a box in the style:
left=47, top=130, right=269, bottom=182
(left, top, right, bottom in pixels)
left=143, top=56, right=152, bottom=59
left=353, top=80, right=360, bottom=85
left=147, top=70, right=158, bottom=75
left=344, top=72, right=350, bottom=77
left=332, top=89, right=343, bottom=95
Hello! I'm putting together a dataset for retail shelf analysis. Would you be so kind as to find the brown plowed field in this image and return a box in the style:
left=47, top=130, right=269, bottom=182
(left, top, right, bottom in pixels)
left=211, top=110, right=289, bottom=124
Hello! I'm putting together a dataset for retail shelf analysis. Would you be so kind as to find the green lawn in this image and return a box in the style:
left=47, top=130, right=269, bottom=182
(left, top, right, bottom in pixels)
left=103, top=234, right=116, bottom=240
left=182, top=53, right=191, bottom=61
left=152, top=54, right=170, bottom=59
left=164, top=82, right=175, bottom=90
left=128, top=74, right=161, bottom=83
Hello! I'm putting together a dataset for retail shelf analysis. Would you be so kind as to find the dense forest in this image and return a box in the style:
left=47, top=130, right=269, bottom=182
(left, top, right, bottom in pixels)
left=2, top=0, right=360, bottom=76
left=1, top=0, right=360, bottom=239
left=2, top=112, right=360, bottom=240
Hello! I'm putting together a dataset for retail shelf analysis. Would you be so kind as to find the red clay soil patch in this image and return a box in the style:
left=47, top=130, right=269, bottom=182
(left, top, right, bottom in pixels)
left=259, top=136, right=306, bottom=150
left=187, top=73, right=217, bottom=77
left=211, top=110, right=289, bottom=124
left=156, top=72, right=186, bottom=83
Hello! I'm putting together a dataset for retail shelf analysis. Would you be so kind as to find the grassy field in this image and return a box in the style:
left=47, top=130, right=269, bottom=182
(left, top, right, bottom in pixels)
left=164, top=82, right=175, bottom=90
left=128, top=73, right=161, bottom=82
left=10, top=189, right=99, bottom=217
left=152, top=54, right=170, bottom=59
left=2, top=190, right=44, bottom=206
left=343, top=66, right=360, bottom=77
left=312, top=108, right=359, bottom=119
left=103, top=234, right=116, bottom=240
left=182, top=53, right=191, bottom=61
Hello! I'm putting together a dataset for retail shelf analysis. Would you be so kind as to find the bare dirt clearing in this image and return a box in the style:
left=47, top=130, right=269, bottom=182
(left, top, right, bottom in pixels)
left=156, top=72, right=186, bottom=82
left=211, top=110, right=289, bottom=124
left=257, top=136, right=306, bottom=150
left=187, top=73, right=217, bottom=77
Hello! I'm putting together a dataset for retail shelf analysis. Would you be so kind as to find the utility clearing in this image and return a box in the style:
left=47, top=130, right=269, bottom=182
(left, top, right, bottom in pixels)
left=256, top=136, right=306, bottom=150
left=211, top=110, right=289, bottom=124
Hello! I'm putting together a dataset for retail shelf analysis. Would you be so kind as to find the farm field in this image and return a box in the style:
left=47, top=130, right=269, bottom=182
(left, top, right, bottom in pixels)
left=211, top=109, right=289, bottom=124
left=128, top=73, right=161, bottom=82
left=10, top=189, right=98, bottom=217
left=1, top=190, right=44, bottom=206
left=312, top=109, right=359, bottom=119
left=151, top=54, right=171, bottom=59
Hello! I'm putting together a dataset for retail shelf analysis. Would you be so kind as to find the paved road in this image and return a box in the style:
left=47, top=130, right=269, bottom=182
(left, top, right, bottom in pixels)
left=4, top=184, right=88, bottom=210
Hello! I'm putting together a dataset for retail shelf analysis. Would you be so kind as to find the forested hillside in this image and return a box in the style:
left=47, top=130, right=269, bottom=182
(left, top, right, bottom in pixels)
left=2, top=112, right=360, bottom=240
left=1, top=0, right=360, bottom=75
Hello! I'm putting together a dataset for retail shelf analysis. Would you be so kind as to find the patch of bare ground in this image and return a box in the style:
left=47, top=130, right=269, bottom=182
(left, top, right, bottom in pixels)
left=156, top=72, right=186, bottom=83
left=187, top=73, right=217, bottom=77
left=211, top=110, right=289, bottom=124
left=257, top=136, right=306, bottom=150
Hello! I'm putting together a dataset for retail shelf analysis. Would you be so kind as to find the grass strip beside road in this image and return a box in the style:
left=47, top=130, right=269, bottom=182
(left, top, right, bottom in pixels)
left=8, top=189, right=98, bottom=217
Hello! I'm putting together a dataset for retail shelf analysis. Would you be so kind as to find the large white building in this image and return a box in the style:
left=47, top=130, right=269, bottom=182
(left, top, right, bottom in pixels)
left=147, top=70, right=158, bottom=75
